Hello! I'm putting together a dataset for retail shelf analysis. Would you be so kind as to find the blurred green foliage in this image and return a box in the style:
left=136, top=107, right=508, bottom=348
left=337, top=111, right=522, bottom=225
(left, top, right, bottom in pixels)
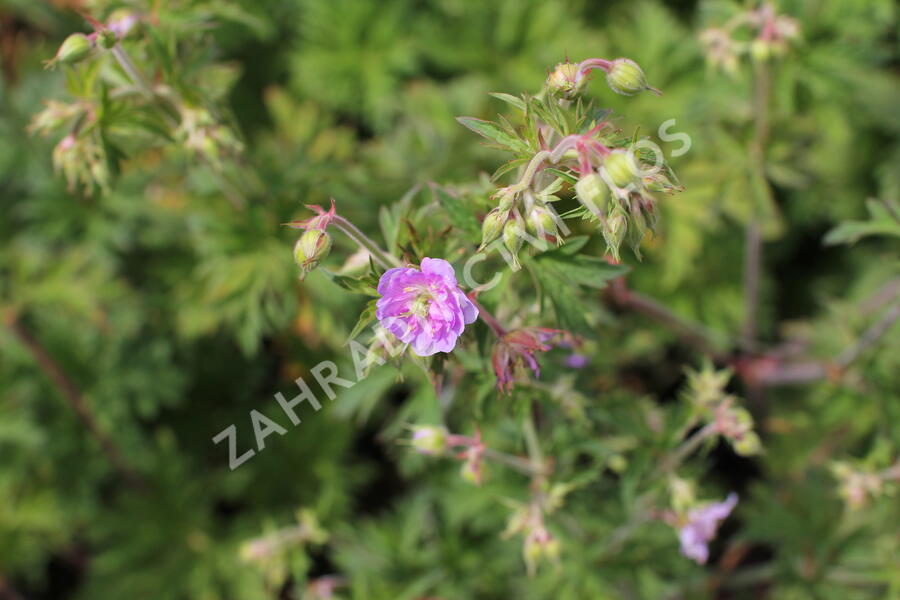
left=0, top=0, right=897, bottom=598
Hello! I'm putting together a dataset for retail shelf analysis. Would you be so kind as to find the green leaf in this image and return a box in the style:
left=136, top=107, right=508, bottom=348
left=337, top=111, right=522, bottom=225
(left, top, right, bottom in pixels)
left=824, top=199, right=900, bottom=245
left=529, top=260, right=591, bottom=333
left=546, top=168, right=578, bottom=185
left=322, top=271, right=379, bottom=296
left=455, top=116, right=529, bottom=154
left=535, top=252, right=628, bottom=289
left=430, top=184, right=481, bottom=243
left=489, top=92, right=526, bottom=112
left=347, top=299, right=378, bottom=342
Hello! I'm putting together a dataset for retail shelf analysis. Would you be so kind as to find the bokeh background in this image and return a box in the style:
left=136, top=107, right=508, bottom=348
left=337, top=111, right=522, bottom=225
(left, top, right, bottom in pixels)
left=0, top=0, right=897, bottom=598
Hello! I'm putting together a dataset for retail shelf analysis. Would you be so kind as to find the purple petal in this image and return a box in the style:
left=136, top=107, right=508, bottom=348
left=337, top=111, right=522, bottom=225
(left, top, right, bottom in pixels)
left=420, top=258, right=457, bottom=284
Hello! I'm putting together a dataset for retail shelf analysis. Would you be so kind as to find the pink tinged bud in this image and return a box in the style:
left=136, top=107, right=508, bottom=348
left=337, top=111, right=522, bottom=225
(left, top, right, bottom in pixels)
left=523, top=527, right=560, bottom=575
left=460, top=447, right=486, bottom=485
left=107, top=9, right=140, bottom=39
left=677, top=493, right=738, bottom=564
left=294, top=229, right=332, bottom=278
left=605, top=58, right=661, bottom=96
left=375, top=258, right=478, bottom=357
left=545, top=61, right=584, bottom=98
left=410, top=425, right=449, bottom=455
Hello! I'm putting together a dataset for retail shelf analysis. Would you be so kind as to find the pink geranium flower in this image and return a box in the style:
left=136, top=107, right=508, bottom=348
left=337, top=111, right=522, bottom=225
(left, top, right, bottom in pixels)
left=375, top=258, right=478, bottom=356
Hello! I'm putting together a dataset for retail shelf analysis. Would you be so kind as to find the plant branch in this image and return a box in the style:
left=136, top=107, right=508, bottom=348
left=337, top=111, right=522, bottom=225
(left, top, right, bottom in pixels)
left=467, top=295, right=507, bottom=337
left=742, top=59, right=772, bottom=347
left=330, top=215, right=403, bottom=270
left=481, top=448, right=542, bottom=476
left=6, top=318, right=145, bottom=488
left=745, top=298, right=900, bottom=386
left=606, top=278, right=729, bottom=358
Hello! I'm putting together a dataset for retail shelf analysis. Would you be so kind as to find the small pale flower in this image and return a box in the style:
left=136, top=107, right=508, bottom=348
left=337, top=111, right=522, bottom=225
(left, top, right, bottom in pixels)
left=677, top=492, right=738, bottom=564
left=375, top=258, right=478, bottom=356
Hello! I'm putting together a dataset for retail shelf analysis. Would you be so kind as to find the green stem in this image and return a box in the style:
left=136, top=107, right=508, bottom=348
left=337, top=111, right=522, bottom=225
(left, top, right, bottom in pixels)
left=742, top=59, right=772, bottom=347
left=331, top=215, right=402, bottom=270
left=522, top=409, right=545, bottom=475
left=481, top=448, right=542, bottom=476
left=513, top=151, right=551, bottom=191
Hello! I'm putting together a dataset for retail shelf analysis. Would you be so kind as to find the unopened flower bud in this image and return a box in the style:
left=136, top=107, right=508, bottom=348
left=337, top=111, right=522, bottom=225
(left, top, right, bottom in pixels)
left=460, top=450, right=486, bottom=485
left=574, top=173, right=609, bottom=214
left=107, top=9, right=140, bottom=39
left=410, top=425, right=448, bottom=455
left=602, top=150, right=640, bottom=188
left=480, top=208, right=507, bottom=249
left=523, top=528, right=559, bottom=575
left=733, top=431, right=762, bottom=456
left=294, top=229, right=332, bottom=276
left=97, top=29, right=117, bottom=49
left=545, top=62, right=583, bottom=97
left=602, top=210, right=628, bottom=261
left=606, top=58, right=661, bottom=96
left=502, top=219, right=525, bottom=267
left=750, top=39, right=770, bottom=63
left=47, top=33, right=93, bottom=68
left=608, top=453, right=627, bottom=473
left=526, top=204, right=558, bottom=237
left=670, top=477, right=696, bottom=513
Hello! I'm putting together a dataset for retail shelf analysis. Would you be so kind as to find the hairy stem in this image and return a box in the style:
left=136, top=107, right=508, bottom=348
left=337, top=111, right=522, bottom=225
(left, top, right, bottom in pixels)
left=331, top=215, right=402, bottom=270
left=607, top=279, right=729, bottom=358
left=467, top=296, right=507, bottom=337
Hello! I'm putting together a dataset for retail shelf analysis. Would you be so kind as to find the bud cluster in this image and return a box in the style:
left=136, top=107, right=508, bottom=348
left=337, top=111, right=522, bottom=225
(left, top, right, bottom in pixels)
left=178, top=106, right=244, bottom=171
left=713, top=399, right=762, bottom=456
left=684, top=364, right=761, bottom=456
left=700, top=3, right=799, bottom=74
left=502, top=483, right=570, bottom=575
left=471, top=55, right=680, bottom=264
left=407, top=426, right=489, bottom=485
left=480, top=184, right=563, bottom=269
left=830, top=462, right=899, bottom=511
left=545, top=57, right=660, bottom=99
left=52, top=133, right=110, bottom=194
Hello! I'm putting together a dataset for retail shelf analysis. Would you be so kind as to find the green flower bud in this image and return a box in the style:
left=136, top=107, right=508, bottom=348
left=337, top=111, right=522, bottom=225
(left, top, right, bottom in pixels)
left=733, top=431, right=762, bottom=456
left=503, top=219, right=524, bottom=254
left=546, top=62, right=584, bottom=97
left=602, top=150, right=640, bottom=188
left=47, top=33, right=93, bottom=68
left=606, top=58, right=661, bottom=96
left=480, top=207, right=507, bottom=249
left=526, top=203, right=558, bottom=237
left=574, top=173, right=609, bottom=214
left=294, top=229, right=332, bottom=277
left=502, top=218, right=525, bottom=270
left=750, top=39, right=770, bottom=63
left=460, top=456, right=486, bottom=485
left=410, top=425, right=448, bottom=455
left=602, top=210, right=628, bottom=261
left=607, top=453, right=627, bottom=473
